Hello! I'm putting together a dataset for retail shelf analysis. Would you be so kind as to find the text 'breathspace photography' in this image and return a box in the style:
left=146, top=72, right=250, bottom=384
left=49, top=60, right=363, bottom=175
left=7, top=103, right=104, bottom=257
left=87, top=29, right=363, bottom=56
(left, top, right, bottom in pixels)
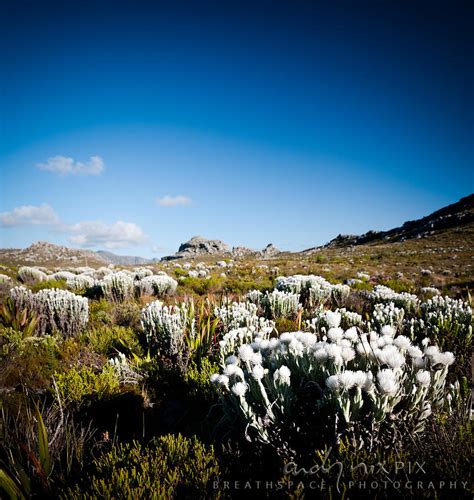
left=0, top=1, right=473, bottom=498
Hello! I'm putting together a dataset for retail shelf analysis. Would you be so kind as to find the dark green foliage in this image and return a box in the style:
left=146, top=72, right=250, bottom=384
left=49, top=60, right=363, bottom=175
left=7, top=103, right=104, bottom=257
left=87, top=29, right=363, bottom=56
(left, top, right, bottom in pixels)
left=63, top=434, right=220, bottom=499
left=82, top=325, right=143, bottom=356
left=112, top=301, right=141, bottom=329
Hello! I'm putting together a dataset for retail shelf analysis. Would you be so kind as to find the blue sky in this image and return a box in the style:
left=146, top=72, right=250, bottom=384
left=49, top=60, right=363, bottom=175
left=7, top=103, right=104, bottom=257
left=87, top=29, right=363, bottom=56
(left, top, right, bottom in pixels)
left=1, top=0, right=472, bottom=257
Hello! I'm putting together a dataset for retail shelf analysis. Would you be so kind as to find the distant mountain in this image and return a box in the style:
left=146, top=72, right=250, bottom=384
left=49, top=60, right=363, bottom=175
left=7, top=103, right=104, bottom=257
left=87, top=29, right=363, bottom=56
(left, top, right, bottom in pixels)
left=304, top=194, right=474, bottom=252
left=95, top=250, right=154, bottom=265
left=0, top=241, right=107, bottom=267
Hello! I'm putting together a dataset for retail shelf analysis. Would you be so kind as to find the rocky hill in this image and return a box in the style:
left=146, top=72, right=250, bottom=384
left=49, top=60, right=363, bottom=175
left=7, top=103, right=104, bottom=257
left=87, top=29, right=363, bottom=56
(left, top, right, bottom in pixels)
left=163, top=236, right=282, bottom=260
left=0, top=241, right=107, bottom=267
left=306, top=193, right=474, bottom=251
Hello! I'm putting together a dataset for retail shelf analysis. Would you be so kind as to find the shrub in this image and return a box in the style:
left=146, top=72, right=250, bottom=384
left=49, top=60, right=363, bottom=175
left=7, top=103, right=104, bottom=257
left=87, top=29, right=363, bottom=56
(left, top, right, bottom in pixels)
left=215, top=301, right=274, bottom=333
left=9, top=287, right=89, bottom=338
left=54, top=365, right=121, bottom=405
left=113, top=301, right=141, bottom=329
left=184, top=358, right=220, bottom=402
left=17, top=266, right=48, bottom=284
left=83, top=325, right=142, bottom=356
left=211, top=311, right=455, bottom=455
left=63, top=434, right=220, bottom=499
left=88, top=299, right=113, bottom=327
left=140, top=300, right=188, bottom=358
left=136, top=274, right=178, bottom=297
left=99, top=272, right=135, bottom=302
left=260, top=290, right=301, bottom=319
left=370, top=285, right=419, bottom=313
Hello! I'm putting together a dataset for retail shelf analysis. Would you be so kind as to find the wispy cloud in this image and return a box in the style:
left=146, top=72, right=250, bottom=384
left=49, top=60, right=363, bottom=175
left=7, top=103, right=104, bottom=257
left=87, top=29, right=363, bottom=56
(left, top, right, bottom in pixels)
left=157, top=195, right=192, bottom=207
left=68, top=221, right=147, bottom=249
left=0, top=203, right=60, bottom=227
left=36, top=155, right=105, bottom=176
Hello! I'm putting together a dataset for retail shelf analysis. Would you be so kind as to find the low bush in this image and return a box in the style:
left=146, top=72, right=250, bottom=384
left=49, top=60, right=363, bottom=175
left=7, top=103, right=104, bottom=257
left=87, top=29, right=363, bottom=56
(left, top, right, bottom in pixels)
left=63, top=434, right=220, bottom=499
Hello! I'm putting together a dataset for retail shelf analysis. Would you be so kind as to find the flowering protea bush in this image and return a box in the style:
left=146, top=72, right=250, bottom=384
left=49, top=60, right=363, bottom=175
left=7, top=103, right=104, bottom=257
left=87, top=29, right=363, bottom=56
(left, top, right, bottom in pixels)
left=259, top=289, right=301, bottom=319
left=9, top=286, right=89, bottom=337
left=66, top=274, right=96, bottom=291
left=136, top=274, right=178, bottom=297
left=140, top=300, right=192, bottom=358
left=99, top=271, right=135, bottom=302
left=215, top=300, right=274, bottom=333
left=18, top=266, right=48, bottom=284
left=211, top=302, right=456, bottom=454
left=370, top=285, right=419, bottom=312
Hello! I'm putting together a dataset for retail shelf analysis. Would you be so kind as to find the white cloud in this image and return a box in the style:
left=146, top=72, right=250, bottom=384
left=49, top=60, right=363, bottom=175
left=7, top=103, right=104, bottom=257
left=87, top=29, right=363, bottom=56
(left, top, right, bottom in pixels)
left=0, top=203, right=60, bottom=227
left=68, top=220, right=147, bottom=249
left=157, top=195, right=192, bottom=207
left=36, top=155, right=105, bottom=176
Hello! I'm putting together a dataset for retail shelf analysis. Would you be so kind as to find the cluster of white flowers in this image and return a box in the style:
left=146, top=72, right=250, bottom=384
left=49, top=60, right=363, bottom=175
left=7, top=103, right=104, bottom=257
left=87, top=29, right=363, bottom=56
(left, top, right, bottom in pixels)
left=18, top=266, right=48, bottom=284
left=109, top=352, right=143, bottom=385
left=66, top=274, right=96, bottom=291
left=99, top=271, right=135, bottom=302
left=141, top=300, right=193, bottom=357
left=51, top=271, right=77, bottom=281
left=135, top=274, right=178, bottom=297
left=215, top=301, right=274, bottom=333
left=357, top=271, right=371, bottom=281
left=0, top=273, right=12, bottom=284
left=370, top=302, right=405, bottom=331
left=133, top=267, right=154, bottom=280
left=370, top=285, right=419, bottom=312
left=9, top=286, right=89, bottom=337
left=307, top=308, right=363, bottom=333
left=259, top=289, right=301, bottom=319
left=421, top=295, right=472, bottom=345
left=420, top=286, right=440, bottom=296
left=211, top=300, right=455, bottom=445
left=275, top=274, right=350, bottom=309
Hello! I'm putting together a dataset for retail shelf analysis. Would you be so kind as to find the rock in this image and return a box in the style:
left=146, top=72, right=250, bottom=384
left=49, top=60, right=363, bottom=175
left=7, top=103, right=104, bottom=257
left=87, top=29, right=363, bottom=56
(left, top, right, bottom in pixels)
left=163, top=236, right=231, bottom=260
left=260, top=243, right=281, bottom=258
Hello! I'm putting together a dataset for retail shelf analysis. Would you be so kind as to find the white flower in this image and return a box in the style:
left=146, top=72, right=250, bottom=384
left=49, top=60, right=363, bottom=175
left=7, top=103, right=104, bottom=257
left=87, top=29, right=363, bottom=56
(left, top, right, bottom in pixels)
left=232, top=382, right=248, bottom=397
left=432, top=351, right=455, bottom=366
left=381, top=325, right=396, bottom=337
left=393, top=335, right=411, bottom=350
left=327, top=327, right=344, bottom=342
left=341, top=347, right=356, bottom=362
left=252, top=365, right=265, bottom=380
left=325, top=311, right=341, bottom=328
left=416, top=370, right=431, bottom=386
left=338, top=371, right=357, bottom=390
left=326, top=375, right=341, bottom=391
left=407, top=346, right=423, bottom=358
left=210, top=373, right=220, bottom=384
left=217, top=375, right=230, bottom=388
left=250, top=351, right=263, bottom=365
left=313, top=348, right=328, bottom=362
left=377, top=369, right=398, bottom=395
left=238, top=344, right=255, bottom=362
left=378, top=345, right=405, bottom=369
left=344, top=327, right=359, bottom=342
left=274, top=365, right=291, bottom=385
left=279, top=332, right=294, bottom=344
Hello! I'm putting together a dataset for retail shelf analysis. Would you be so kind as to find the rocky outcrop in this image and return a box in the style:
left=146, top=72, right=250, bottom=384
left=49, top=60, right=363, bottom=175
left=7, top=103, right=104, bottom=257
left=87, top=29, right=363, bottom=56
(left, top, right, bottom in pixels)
left=163, top=236, right=231, bottom=260
left=259, top=243, right=281, bottom=258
